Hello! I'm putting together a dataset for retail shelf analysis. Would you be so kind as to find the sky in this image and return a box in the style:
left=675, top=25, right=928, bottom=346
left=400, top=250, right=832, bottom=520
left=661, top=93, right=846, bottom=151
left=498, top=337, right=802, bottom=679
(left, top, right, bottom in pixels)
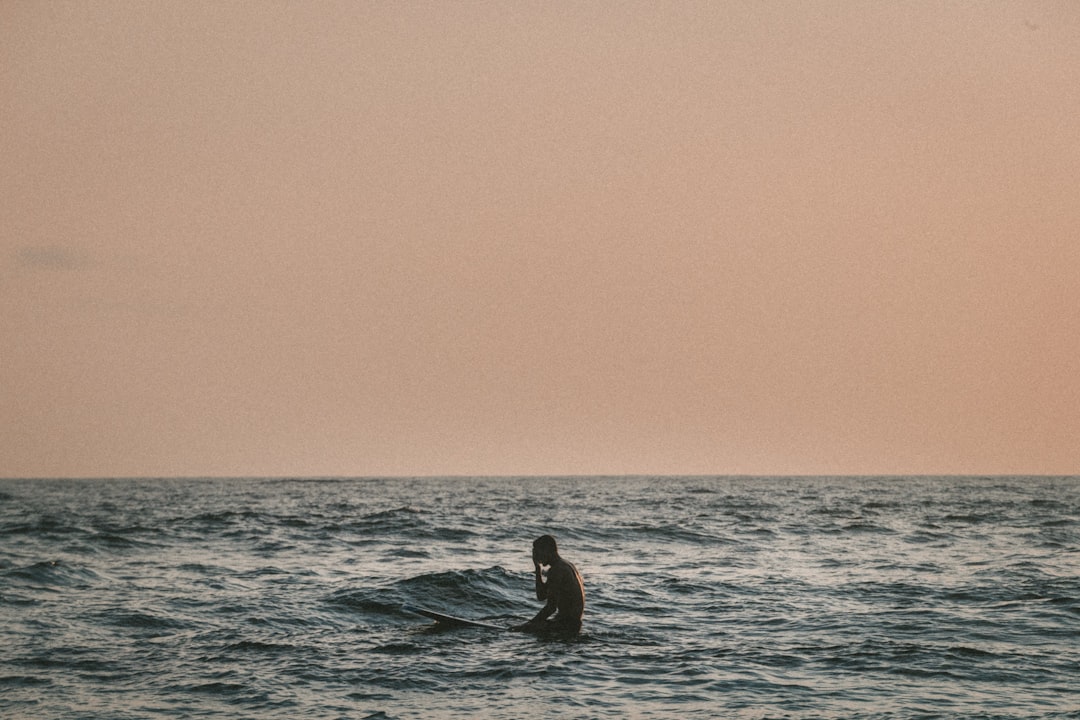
left=3, top=1, right=1079, bottom=478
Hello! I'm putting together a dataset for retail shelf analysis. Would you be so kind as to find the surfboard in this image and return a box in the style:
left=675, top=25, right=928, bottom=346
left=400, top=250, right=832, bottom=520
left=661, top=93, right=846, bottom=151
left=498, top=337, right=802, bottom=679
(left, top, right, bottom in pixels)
left=403, top=605, right=507, bottom=630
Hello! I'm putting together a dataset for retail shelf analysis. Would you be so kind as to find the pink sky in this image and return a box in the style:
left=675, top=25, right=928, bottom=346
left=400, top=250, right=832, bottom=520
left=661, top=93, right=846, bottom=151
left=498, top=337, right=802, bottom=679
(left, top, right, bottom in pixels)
left=3, top=2, right=1079, bottom=477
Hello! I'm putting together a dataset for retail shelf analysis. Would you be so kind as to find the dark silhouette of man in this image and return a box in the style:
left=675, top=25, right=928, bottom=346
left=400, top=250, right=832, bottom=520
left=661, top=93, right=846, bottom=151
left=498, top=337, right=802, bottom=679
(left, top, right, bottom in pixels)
left=512, top=534, right=584, bottom=635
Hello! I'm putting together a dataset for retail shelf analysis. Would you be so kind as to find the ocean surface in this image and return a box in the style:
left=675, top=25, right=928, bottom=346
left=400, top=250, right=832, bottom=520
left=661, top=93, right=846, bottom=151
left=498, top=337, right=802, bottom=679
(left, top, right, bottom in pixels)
left=1, top=476, right=1078, bottom=719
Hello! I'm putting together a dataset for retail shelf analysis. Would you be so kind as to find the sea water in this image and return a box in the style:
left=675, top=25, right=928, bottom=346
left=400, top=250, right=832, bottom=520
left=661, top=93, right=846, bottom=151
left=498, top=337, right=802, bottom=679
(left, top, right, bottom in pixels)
left=1, top=476, right=1077, bottom=719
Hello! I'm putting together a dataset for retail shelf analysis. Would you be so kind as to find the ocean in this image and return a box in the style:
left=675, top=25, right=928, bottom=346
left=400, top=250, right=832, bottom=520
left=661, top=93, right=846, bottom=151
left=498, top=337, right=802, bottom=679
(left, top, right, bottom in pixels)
left=1, top=476, right=1077, bottom=719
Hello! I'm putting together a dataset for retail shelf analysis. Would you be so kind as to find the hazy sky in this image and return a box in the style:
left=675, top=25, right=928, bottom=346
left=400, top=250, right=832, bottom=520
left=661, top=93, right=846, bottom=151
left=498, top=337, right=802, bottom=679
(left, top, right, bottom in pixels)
left=3, top=1, right=1078, bottom=478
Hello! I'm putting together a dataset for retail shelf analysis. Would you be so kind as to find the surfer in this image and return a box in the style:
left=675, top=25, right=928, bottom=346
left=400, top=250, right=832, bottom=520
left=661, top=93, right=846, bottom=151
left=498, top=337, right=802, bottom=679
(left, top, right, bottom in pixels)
left=512, top=534, right=584, bottom=635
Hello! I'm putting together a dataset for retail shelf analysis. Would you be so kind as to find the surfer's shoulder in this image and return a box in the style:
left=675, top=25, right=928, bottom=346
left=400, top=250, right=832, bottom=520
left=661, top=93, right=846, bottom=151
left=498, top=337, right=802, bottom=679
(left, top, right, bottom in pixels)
left=550, top=557, right=576, bottom=579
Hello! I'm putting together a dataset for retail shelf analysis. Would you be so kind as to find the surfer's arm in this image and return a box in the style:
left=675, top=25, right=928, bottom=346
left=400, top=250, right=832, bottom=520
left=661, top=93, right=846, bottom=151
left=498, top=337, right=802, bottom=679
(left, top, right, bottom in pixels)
left=536, top=596, right=557, bottom=622
left=534, top=562, right=547, bottom=600
left=512, top=567, right=557, bottom=631
left=515, top=594, right=556, bottom=630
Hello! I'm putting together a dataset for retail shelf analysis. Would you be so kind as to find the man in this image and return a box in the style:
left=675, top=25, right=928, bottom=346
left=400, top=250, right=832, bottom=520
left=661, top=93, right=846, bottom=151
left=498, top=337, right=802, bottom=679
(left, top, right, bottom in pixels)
left=512, top=534, right=584, bottom=635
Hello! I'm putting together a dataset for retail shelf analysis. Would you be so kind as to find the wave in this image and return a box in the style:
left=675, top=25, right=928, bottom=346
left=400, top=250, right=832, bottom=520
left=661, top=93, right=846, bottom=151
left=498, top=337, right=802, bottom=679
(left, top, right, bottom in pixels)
left=105, top=610, right=193, bottom=632
left=0, top=512, right=166, bottom=558
left=0, top=516, right=84, bottom=538
left=223, top=640, right=296, bottom=654
left=904, top=528, right=961, bottom=545
left=2, top=560, right=103, bottom=589
left=615, top=521, right=738, bottom=546
left=0, top=675, right=52, bottom=688
left=171, top=510, right=267, bottom=534
left=819, top=520, right=896, bottom=535
left=345, top=507, right=480, bottom=543
left=325, top=566, right=522, bottom=622
left=942, top=512, right=1006, bottom=525
left=160, top=505, right=482, bottom=549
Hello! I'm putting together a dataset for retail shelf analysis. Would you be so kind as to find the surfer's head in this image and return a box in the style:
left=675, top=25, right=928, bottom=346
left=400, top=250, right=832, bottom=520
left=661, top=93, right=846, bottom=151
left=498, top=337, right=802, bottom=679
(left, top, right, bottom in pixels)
left=533, top=534, right=558, bottom=564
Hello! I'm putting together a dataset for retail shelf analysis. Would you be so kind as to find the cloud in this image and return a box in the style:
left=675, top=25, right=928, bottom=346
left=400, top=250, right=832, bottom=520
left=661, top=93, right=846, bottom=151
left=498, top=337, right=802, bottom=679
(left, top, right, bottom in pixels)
left=15, top=245, right=86, bottom=271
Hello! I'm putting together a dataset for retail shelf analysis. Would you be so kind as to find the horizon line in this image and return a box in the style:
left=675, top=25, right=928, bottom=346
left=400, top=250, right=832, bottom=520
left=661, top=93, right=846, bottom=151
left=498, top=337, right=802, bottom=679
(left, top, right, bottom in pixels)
left=2, top=473, right=1077, bottom=481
